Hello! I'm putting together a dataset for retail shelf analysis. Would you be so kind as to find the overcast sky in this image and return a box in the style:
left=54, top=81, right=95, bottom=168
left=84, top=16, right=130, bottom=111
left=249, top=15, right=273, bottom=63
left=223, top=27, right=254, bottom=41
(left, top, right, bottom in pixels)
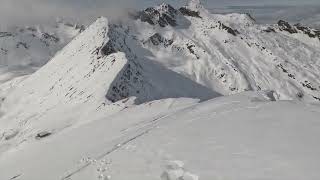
left=0, top=0, right=320, bottom=28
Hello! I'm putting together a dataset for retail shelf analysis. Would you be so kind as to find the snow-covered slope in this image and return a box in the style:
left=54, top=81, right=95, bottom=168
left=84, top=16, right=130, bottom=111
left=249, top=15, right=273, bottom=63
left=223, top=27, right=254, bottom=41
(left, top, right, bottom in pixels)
left=2, top=0, right=320, bottom=101
left=0, top=20, right=83, bottom=83
left=126, top=1, right=320, bottom=102
left=1, top=92, right=320, bottom=180
left=0, top=17, right=218, bottom=151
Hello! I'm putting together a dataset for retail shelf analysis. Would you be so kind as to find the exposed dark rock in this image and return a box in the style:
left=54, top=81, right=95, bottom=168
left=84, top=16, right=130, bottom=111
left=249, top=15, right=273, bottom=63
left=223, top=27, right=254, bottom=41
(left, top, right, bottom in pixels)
left=106, top=62, right=144, bottom=103
left=179, top=7, right=201, bottom=18
left=42, top=33, right=60, bottom=43
left=101, top=41, right=117, bottom=56
left=0, top=32, right=13, bottom=37
left=313, top=96, right=320, bottom=101
left=145, top=33, right=173, bottom=47
left=187, top=44, right=200, bottom=59
left=4, top=131, right=19, bottom=141
left=294, top=23, right=320, bottom=39
left=16, top=42, right=29, bottom=49
left=75, top=24, right=86, bottom=33
left=263, top=27, right=276, bottom=33
left=137, top=4, right=179, bottom=27
left=297, top=92, right=304, bottom=98
left=301, top=81, right=317, bottom=91
left=229, top=87, right=237, bottom=91
left=275, top=20, right=320, bottom=39
left=245, top=13, right=256, bottom=22
left=277, top=64, right=288, bottom=73
left=288, top=74, right=295, bottom=79
left=36, top=131, right=52, bottom=139
left=100, top=25, right=123, bottom=56
left=0, top=48, right=8, bottom=55
left=140, top=8, right=158, bottom=25
left=9, top=174, right=22, bottom=180
left=277, top=20, right=298, bottom=34
left=218, top=21, right=239, bottom=36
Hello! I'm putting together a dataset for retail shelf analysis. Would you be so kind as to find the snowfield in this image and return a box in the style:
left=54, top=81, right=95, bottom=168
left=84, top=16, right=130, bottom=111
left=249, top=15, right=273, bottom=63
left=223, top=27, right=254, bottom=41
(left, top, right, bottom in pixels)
left=1, top=92, right=320, bottom=180
left=1, top=0, right=320, bottom=179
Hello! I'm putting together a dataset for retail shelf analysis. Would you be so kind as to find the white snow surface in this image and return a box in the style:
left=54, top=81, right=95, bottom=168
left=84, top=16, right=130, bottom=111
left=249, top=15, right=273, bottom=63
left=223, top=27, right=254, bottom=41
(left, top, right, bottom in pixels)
left=1, top=0, right=320, bottom=179
left=1, top=92, right=320, bottom=180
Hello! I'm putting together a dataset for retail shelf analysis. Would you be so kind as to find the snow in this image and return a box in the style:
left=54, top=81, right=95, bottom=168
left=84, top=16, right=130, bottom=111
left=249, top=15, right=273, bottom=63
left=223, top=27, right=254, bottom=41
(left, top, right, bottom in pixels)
left=1, top=0, right=320, bottom=179
left=0, top=16, right=218, bottom=156
left=1, top=92, right=320, bottom=180
left=0, top=20, right=81, bottom=83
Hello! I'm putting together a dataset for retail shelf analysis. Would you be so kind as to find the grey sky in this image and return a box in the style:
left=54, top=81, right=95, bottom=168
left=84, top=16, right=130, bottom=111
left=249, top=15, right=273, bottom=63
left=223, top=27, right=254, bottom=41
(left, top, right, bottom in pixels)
left=0, top=0, right=320, bottom=29
left=50, top=0, right=320, bottom=8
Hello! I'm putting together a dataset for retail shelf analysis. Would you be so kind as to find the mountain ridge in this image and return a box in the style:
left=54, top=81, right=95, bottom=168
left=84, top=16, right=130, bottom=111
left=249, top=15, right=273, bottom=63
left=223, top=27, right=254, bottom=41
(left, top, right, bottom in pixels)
left=1, top=0, right=320, bottom=135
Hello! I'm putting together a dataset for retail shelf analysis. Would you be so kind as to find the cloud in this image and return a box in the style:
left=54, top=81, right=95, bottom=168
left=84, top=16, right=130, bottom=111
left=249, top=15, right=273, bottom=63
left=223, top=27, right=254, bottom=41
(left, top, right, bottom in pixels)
left=0, top=0, right=192, bottom=28
left=0, top=0, right=142, bottom=28
left=210, top=4, right=320, bottom=28
left=0, top=0, right=319, bottom=29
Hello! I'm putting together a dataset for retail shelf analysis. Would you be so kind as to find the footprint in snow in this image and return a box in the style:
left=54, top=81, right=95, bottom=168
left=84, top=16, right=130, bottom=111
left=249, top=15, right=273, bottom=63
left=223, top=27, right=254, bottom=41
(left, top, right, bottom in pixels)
left=161, top=160, right=199, bottom=180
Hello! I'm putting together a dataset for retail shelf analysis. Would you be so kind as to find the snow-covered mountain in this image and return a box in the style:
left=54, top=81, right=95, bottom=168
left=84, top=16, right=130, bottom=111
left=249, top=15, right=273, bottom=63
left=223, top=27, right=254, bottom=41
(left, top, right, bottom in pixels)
left=125, top=1, right=320, bottom=102
left=1, top=0, right=320, bottom=103
left=1, top=0, right=320, bottom=180
left=0, top=20, right=83, bottom=83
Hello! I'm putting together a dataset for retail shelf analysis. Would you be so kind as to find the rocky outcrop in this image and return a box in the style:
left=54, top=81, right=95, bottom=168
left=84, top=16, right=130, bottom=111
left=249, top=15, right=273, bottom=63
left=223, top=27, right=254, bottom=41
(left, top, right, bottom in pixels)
left=263, top=27, right=276, bottom=33
left=179, top=7, right=201, bottom=18
left=137, top=4, right=179, bottom=27
left=277, top=20, right=320, bottom=40
left=145, top=33, right=174, bottom=47
left=106, top=60, right=144, bottom=103
left=245, top=13, right=256, bottom=22
left=277, top=20, right=297, bottom=33
left=218, top=21, right=240, bottom=36
left=0, top=32, right=13, bottom=38
left=42, top=33, right=60, bottom=43
left=294, top=23, right=320, bottom=39
left=278, top=20, right=298, bottom=34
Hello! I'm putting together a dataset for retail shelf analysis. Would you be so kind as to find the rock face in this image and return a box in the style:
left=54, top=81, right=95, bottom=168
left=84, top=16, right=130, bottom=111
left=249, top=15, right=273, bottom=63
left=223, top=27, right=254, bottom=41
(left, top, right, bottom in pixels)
left=179, top=7, right=201, bottom=18
left=295, top=23, right=320, bottom=39
left=278, top=20, right=298, bottom=34
left=218, top=21, right=240, bottom=36
left=0, top=32, right=13, bottom=37
left=105, top=61, right=145, bottom=103
left=145, top=33, right=174, bottom=47
left=276, top=20, right=320, bottom=40
left=138, top=3, right=179, bottom=27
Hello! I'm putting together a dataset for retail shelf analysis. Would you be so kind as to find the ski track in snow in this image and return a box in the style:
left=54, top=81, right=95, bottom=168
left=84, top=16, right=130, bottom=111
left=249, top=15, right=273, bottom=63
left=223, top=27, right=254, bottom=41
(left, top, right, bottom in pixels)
left=60, top=101, right=200, bottom=180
